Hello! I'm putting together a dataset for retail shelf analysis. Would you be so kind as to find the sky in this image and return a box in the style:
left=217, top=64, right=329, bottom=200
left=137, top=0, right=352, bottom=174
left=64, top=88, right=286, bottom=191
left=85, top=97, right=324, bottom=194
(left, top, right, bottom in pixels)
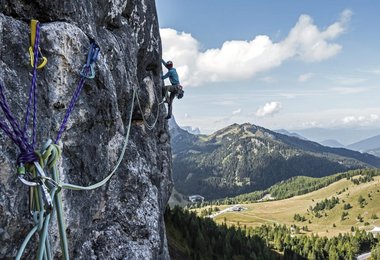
left=156, top=0, right=380, bottom=137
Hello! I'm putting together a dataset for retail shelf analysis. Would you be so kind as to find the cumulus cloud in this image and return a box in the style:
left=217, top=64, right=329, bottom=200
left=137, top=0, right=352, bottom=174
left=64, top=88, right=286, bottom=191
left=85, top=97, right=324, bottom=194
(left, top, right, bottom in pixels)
left=161, top=9, right=352, bottom=86
left=256, top=102, right=282, bottom=117
left=298, top=73, right=314, bottom=82
left=342, top=114, right=379, bottom=125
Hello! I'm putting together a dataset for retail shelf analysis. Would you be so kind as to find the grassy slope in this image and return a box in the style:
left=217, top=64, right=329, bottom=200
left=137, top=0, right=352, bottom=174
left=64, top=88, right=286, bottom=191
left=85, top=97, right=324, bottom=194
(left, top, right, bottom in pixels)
left=213, top=176, right=380, bottom=237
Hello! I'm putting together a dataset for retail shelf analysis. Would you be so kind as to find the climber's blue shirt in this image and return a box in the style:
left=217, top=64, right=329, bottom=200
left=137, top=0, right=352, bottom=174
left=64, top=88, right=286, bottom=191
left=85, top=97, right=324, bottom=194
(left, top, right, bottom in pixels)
left=162, top=68, right=180, bottom=85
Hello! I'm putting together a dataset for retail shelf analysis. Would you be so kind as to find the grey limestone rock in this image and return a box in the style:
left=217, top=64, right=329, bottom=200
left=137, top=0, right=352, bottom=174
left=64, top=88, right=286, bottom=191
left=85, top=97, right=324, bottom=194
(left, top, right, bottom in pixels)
left=0, top=0, right=172, bottom=259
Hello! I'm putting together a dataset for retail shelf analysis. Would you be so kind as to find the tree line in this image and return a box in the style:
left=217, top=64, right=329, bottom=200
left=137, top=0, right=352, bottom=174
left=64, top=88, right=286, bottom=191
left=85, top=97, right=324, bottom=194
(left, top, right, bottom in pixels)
left=166, top=206, right=380, bottom=259
left=190, top=169, right=380, bottom=208
left=165, top=206, right=280, bottom=259
left=250, top=224, right=378, bottom=259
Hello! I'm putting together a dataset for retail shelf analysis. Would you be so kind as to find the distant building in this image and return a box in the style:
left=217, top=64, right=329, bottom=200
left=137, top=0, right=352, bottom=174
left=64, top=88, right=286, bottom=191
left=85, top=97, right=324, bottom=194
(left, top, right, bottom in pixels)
left=369, top=226, right=380, bottom=237
left=231, top=205, right=246, bottom=212
left=188, top=195, right=204, bottom=203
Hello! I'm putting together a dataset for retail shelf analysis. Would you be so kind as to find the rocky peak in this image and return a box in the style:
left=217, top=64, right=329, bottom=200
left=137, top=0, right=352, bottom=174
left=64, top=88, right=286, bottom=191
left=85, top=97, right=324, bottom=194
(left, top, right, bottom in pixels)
left=0, top=0, right=172, bottom=259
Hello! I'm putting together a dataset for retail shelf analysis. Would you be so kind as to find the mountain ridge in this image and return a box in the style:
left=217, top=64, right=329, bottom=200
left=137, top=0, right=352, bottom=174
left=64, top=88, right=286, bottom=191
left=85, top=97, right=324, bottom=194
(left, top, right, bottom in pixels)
left=171, top=122, right=380, bottom=200
left=347, top=134, right=380, bottom=152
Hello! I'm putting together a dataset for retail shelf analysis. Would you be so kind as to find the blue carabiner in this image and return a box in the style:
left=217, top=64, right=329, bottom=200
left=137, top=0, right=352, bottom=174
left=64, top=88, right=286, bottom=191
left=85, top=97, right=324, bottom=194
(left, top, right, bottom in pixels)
left=80, top=42, right=100, bottom=79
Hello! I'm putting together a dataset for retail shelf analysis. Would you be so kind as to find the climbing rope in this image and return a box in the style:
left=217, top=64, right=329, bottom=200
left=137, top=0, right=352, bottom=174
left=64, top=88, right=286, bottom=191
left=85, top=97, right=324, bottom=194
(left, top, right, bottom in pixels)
left=135, top=89, right=160, bottom=131
left=135, top=77, right=168, bottom=130
left=0, top=20, right=102, bottom=259
left=58, top=88, right=136, bottom=191
left=55, top=42, right=100, bottom=143
left=0, top=18, right=165, bottom=259
left=13, top=87, right=136, bottom=258
left=15, top=142, right=67, bottom=260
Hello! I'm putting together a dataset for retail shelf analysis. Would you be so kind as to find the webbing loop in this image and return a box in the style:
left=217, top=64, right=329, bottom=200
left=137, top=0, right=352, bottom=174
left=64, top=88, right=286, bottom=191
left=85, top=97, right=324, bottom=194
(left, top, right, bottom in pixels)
left=29, top=19, right=47, bottom=69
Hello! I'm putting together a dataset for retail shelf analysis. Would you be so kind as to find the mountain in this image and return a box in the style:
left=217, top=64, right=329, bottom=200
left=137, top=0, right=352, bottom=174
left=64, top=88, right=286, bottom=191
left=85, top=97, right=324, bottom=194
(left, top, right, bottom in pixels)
left=294, top=127, right=380, bottom=146
left=181, top=126, right=201, bottom=135
left=171, top=122, right=380, bottom=200
left=168, top=117, right=201, bottom=135
left=320, top=139, right=345, bottom=148
left=347, top=134, right=380, bottom=152
left=366, top=147, right=380, bottom=158
left=274, top=129, right=308, bottom=140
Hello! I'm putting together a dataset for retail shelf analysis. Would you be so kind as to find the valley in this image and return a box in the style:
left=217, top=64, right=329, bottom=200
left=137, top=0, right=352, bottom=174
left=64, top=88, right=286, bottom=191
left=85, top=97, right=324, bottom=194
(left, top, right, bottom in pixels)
left=205, top=175, right=380, bottom=238
left=170, top=121, right=380, bottom=200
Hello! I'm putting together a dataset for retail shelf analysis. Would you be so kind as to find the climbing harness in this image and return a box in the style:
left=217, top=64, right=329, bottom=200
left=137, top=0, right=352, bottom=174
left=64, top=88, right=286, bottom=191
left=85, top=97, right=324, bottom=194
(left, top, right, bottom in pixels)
left=0, top=18, right=166, bottom=259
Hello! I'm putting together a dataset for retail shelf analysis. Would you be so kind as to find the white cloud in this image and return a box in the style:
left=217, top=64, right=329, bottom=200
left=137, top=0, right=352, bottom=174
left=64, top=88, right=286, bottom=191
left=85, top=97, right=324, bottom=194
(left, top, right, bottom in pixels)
left=232, top=108, right=242, bottom=115
left=256, top=101, right=282, bottom=117
left=301, top=121, right=319, bottom=128
left=298, top=73, right=314, bottom=82
left=342, top=114, right=379, bottom=125
left=370, top=114, right=379, bottom=121
left=161, top=10, right=351, bottom=86
left=342, top=116, right=356, bottom=124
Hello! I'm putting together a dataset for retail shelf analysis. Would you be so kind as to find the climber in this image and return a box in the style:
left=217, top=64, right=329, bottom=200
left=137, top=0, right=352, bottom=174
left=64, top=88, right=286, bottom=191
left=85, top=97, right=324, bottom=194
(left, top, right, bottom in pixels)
left=161, top=59, right=184, bottom=119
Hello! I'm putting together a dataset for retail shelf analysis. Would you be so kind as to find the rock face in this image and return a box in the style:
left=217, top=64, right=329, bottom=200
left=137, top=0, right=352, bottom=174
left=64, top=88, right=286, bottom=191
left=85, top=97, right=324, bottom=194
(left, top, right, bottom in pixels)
left=0, top=0, right=172, bottom=259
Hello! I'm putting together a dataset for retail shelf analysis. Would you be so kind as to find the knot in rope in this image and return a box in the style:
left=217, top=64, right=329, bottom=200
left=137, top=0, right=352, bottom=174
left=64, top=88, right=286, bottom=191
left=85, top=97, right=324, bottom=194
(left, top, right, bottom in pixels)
left=17, top=141, right=61, bottom=186
left=17, top=149, right=39, bottom=166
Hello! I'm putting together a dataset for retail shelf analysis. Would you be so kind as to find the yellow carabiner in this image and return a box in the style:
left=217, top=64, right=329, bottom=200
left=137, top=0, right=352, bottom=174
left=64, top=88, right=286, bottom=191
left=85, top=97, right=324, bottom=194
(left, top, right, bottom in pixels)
left=30, top=19, right=38, bottom=48
left=29, top=19, right=47, bottom=69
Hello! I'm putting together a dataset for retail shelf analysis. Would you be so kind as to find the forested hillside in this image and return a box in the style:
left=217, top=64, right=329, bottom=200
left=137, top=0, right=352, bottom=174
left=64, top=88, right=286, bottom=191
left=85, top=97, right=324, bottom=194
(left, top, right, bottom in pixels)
left=166, top=206, right=379, bottom=259
left=212, top=169, right=380, bottom=204
left=171, top=122, right=380, bottom=200
left=165, top=206, right=281, bottom=259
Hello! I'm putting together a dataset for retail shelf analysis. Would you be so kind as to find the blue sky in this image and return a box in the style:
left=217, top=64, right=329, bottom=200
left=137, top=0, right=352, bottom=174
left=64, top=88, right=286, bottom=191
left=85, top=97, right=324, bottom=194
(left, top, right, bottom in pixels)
left=156, top=1, right=380, bottom=136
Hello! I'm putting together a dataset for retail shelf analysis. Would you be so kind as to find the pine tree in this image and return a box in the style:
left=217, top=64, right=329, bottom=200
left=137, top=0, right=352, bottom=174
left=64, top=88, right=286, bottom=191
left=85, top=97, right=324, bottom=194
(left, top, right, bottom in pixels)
left=328, top=245, right=339, bottom=260
left=372, top=242, right=380, bottom=260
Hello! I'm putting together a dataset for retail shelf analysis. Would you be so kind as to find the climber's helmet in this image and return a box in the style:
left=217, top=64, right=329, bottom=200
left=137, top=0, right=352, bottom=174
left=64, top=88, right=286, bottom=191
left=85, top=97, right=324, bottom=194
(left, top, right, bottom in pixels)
left=166, top=60, right=173, bottom=68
